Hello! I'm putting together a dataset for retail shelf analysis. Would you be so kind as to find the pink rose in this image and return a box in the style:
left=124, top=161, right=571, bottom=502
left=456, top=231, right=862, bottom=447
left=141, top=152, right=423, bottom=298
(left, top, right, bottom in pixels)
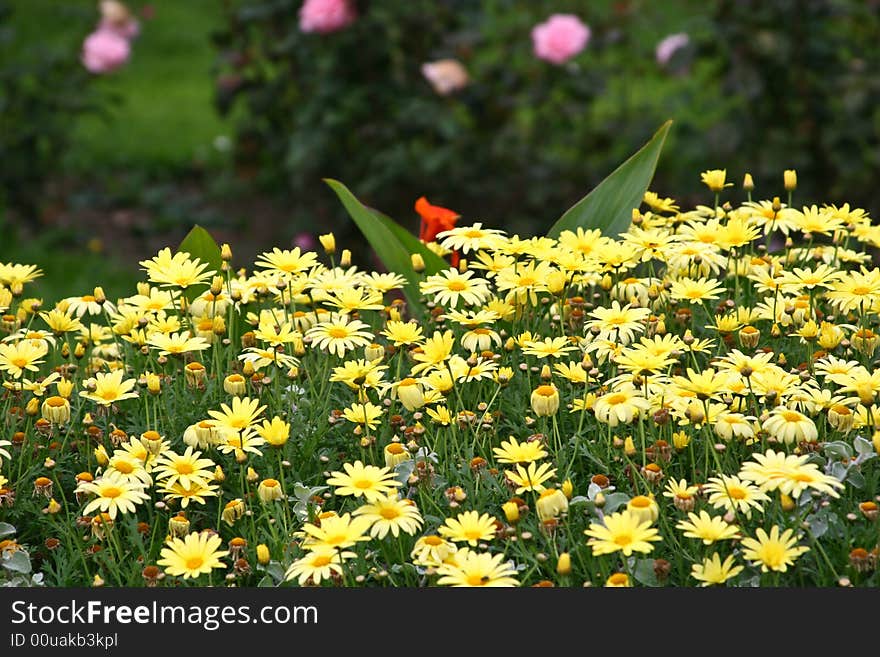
left=82, top=29, right=131, bottom=74
left=99, top=1, right=140, bottom=39
left=531, top=14, right=591, bottom=65
left=298, top=0, right=357, bottom=34
left=421, top=59, right=470, bottom=96
left=655, top=33, right=690, bottom=66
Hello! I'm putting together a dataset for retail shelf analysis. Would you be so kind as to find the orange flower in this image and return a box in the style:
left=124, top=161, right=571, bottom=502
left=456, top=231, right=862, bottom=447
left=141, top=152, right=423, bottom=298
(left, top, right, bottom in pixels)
left=415, top=197, right=460, bottom=243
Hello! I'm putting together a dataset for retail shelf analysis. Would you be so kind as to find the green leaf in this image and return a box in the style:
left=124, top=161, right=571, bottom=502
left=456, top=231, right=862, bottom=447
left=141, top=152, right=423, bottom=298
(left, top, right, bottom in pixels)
left=325, top=179, right=437, bottom=317
left=3, top=550, right=31, bottom=574
left=0, top=522, right=14, bottom=539
left=631, top=558, right=660, bottom=587
left=602, top=492, right=631, bottom=514
left=176, top=225, right=223, bottom=302
left=547, top=120, right=672, bottom=239
left=368, top=208, right=448, bottom=276
left=177, top=225, right=223, bottom=274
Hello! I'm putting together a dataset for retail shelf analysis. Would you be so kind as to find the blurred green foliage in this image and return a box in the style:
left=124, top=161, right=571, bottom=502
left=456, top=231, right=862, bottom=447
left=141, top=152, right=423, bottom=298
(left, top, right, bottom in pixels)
left=214, top=0, right=880, bottom=241
left=0, top=0, right=101, bottom=223
left=214, top=0, right=717, bottom=239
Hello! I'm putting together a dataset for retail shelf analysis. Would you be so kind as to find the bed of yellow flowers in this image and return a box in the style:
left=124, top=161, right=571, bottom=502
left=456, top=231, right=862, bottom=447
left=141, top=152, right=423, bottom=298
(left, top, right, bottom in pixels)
left=1, top=170, right=880, bottom=588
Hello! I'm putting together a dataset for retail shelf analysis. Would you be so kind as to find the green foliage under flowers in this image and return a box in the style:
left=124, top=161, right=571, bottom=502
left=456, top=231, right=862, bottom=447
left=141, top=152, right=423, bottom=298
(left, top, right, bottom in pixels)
left=2, top=167, right=880, bottom=587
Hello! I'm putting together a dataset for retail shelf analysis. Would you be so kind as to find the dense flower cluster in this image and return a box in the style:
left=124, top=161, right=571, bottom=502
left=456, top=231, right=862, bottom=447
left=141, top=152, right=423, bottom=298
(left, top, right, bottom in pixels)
left=1, top=171, right=879, bottom=587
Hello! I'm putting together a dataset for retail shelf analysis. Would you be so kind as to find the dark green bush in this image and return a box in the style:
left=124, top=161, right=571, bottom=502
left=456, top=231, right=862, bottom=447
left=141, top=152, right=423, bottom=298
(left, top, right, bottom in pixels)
left=214, top=0, right=723, bottom=240
left=0, top=1, right=105, bottom=224
left=214, top=0, right=880, bottom=242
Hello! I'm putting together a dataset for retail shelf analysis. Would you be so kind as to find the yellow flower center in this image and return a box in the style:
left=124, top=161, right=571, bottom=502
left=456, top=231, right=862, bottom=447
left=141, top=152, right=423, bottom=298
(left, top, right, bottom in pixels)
left=606, top=393, right=628, bottom=405
left=614, top=534, right=633, bottom=547
left=534, top=385, right=557, bottom=397
left=11, top=357, right=28, bottom=368
left=518, top=276, right=536, bottom=286
left=852, top=286, right=871, bottom=296
left=467, top=574, right=488, bottom=586
left=380, top=507, right=401, bottom=520
left=143, top=431, right=161, bottom=441
left=630, top=496, right=651, bottom=508
left=328, top=327, right=349, bottom=339
left=261, top=479, right=279, bottom=488
left=447, top=281, right=467, bottom=292
left=101, top=486, right=122, bottom=499
left=759, top=544, right=785, bottom=568
left=46, top=396, right=67, bottom=407
left=81, top=295, right=96, bottom=302
left=727, top=487, right=746, bottom=500
left=113, top=461, right=134, bottom=474
left=312, top=555, right=332, bottom=568
left=354, top=479, right=373, bottom=490
left=464, top=229, right=484, bottom=239
left=464, top=529, right=483, bottom=541
left=781, top=411, right=803, bottom=423
left=424, top=536, right=443, bottom=547
left=386, top=443, right=406, bottom=455
left=176, top=463, right=194, bottom=475
left=186, top=556, right=204, bottom=571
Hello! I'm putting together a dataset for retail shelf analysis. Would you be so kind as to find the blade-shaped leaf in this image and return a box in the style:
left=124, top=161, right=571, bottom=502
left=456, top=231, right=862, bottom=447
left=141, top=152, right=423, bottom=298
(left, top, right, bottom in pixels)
left=176, top=225, right=222, bottom=302
left=325, top=179, right=438, bottom=317
left=177, top=225, right=222, bottom=274
left=547, top=120, right=672, bottom=239
left=368, top=208, right=448, bottom=276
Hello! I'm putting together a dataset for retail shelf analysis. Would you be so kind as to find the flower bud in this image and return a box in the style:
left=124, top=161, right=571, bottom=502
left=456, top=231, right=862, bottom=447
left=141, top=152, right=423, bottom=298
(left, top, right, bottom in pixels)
left=556, top=552, right=572, bottom=576
left=411, top=253, right=426, bottom=273
left=319, top=233, right=336, bottom=255
left=56, top=378, right=74, bottom=398
left=41, top=396, right=71, bottom=424
left=222, top=499, right=245, bottom=526
left=168, top=513, right=190, bottom=538
left=384, top=442, right=410, bottom=468
left=224, top=373, right=247, bottom=396
left=783, top=169, right=797, bottom=192
left=184, top=361, right=207, bottom=388
left=530, top=384, right=560, bottom=417
left=256, top=543, right=270, bottom=565
left=502, top=501, right=520, bottom=524
left=145, top=372, right=161, bottom=395
left=257, top=478, right=284, bottom=503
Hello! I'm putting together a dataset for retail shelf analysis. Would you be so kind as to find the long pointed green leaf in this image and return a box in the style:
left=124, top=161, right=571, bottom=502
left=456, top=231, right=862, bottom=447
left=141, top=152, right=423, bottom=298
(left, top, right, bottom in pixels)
left=177, top=225, right=222, bottom=274
left=325, top=179, right=432, bottom=318
left=176, top=225, right=222, bottom=302
left=547, top=120, right=672, bottom=239
left=367, top=208, right=448, bottom=276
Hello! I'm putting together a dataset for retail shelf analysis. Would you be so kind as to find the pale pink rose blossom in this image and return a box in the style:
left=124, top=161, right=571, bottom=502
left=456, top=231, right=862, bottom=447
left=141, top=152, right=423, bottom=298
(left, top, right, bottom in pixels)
left=655, top=33, right=690, bottom=66
left=299, top=0, right=357, bottom=34
left=421, top=59, right=470, bottom=96
left=99, top=0, right=140, bottom=39
left=82, top=29, right=131, bottom=74
left=98, top=17, right=140, bottom=41
left=531, top=14, right=591, bottom=65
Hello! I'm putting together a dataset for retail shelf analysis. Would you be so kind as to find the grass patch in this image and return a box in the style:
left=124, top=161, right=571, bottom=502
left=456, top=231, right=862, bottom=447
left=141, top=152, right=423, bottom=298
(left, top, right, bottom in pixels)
left=11, top=0, right=230, bottom=175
